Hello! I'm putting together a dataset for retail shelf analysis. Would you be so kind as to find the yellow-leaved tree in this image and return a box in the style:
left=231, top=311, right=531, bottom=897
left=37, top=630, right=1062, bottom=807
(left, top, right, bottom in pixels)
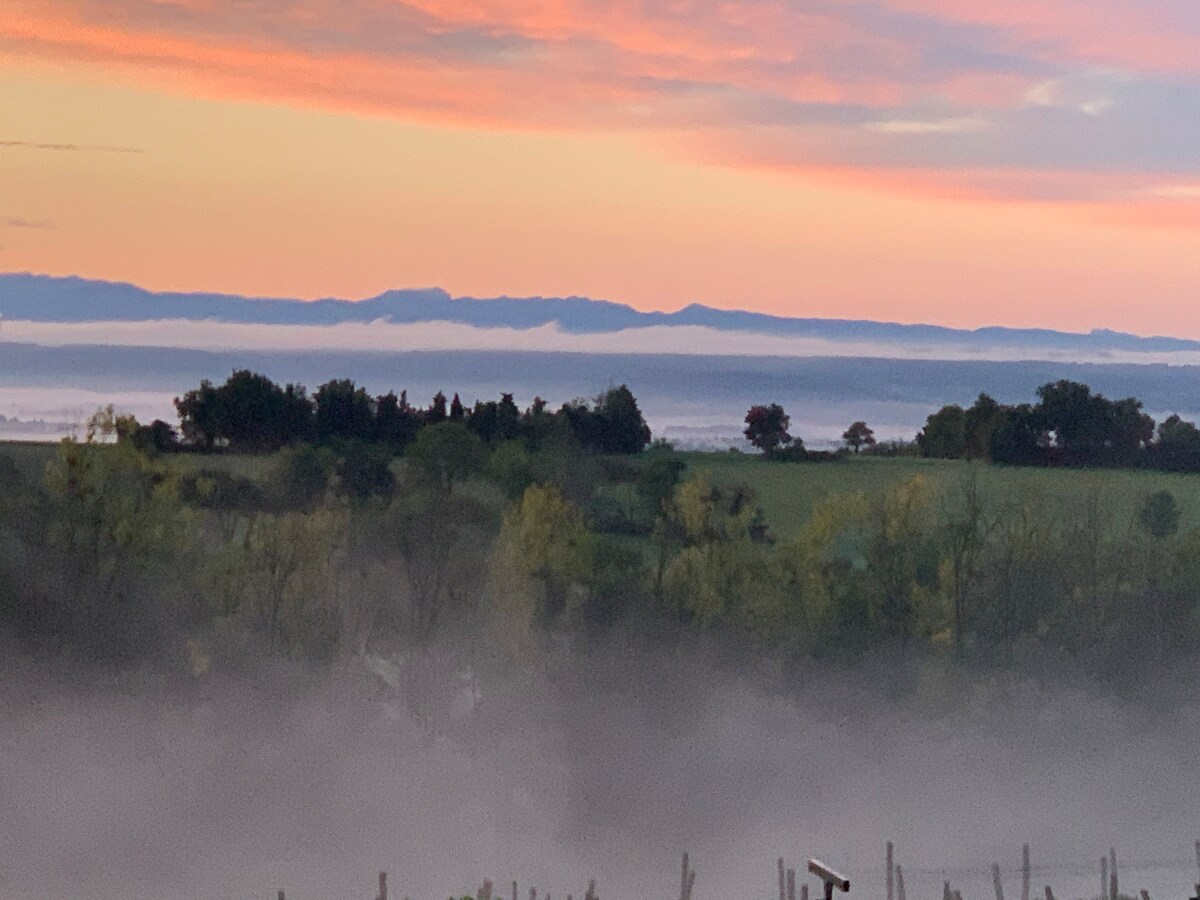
left=660, top=470, right=785, bottom=631
left=489, top=484, right=595, bottom=638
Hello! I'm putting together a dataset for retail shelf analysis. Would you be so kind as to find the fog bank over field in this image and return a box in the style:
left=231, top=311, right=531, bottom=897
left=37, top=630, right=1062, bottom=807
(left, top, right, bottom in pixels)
left=3, top=640, right=1198, bottom=900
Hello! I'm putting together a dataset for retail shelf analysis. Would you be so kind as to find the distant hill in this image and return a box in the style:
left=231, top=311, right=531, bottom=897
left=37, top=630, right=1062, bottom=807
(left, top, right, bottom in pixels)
left=3, top=272, right=1198, bottom=354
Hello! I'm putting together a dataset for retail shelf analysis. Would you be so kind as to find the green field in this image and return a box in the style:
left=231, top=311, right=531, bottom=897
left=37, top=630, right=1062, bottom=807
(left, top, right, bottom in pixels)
left=8, top=440, right=1200, bottom=541
left=681, top=452, right=1200, bottom=539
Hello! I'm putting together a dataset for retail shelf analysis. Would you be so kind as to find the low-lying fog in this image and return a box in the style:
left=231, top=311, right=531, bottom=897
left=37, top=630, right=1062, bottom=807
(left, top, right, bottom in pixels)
left=2, top=636, right=1197, bottom=900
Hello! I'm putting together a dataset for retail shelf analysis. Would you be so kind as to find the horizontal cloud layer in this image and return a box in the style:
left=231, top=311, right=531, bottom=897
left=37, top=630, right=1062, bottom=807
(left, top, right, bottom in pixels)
left=4, top=0, right=1200, bottom=213
left=10, top=316, right=1200, bottom=366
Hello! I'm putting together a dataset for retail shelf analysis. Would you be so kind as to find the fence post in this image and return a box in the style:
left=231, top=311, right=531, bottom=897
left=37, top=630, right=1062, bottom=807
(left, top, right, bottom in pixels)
left=896, top=864, right=906, bottom=900
left=681, top=852, right=696, bottom=900
left=887, top=843, right=895, bottom=900
left=1022, top=845, right=1030, bottom=900
left=993, top=863, right=1004, bottom=900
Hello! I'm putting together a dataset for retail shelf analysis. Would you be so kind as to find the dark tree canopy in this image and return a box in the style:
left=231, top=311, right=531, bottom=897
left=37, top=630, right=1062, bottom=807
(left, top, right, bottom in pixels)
left=1152, top=415, right=1200, bottom=472
left=171, top=373, right=655, bottom=461
left=919, top=380, right=1166, bottom=471
left=917, top=405, right=966, bottom=459
left=744, top=404, right=792, bottom=456
left=314, top=379, right=374, bottom=442
left=559, top=385, right=651, bottom=454
left=843, top=421, right=876, bottom=454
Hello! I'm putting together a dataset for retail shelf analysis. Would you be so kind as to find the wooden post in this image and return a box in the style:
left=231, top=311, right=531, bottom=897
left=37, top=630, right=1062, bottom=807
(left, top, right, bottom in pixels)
left=896, top=864, right=906, bottom=900
left=887, top=843, right=895, bottom=900
left=585, top=878, right=597, bottom=900
left=681, top=852, right=696, bottom=900
left=954, top=890, right=964, bottom=900
left=1194, top=841, right=1199, bottom=884
left=278, top=892, right=285, bottom=900
left=993, top=863, right=1005, bottom=900
left=1022, top=845, right=1031, bottom=900
left=787, top=868, right=796, bottom=900
left=378, top=871, right=389, bottom=900
left=1110, top=849, right=1118, bottom=900
left=802, top=883, right=809, bottom=900
left=530, top=889, right=537, bottom=900
left=480, top=879, right=494, bottom=900
left=780, top=857, right=787, bottom=900
left=513, top=881, right=518, bottom=900
left=944, top=880, right=953, bottom=900
left=1140, top=890, right=1150, bottom=900
left=1045, top=887, right=1055, bottom=900
left=1102, top=856, right=1109, bottom=900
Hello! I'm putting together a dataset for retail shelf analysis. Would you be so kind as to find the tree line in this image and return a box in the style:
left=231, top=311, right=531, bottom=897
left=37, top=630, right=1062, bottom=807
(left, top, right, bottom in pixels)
left=918, top=379, right=1200, bottom=471
left=3, top=423, right=1196, bottom=682
left=161, top=371, right=652, bottom=457
left=106, top=371, right=1200, bottom=472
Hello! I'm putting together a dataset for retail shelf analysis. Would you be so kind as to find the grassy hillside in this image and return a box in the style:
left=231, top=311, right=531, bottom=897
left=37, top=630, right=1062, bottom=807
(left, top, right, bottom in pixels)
left=8, top=440, right=1200, bottom=543
left=683, top=452, right=1200, bottom=539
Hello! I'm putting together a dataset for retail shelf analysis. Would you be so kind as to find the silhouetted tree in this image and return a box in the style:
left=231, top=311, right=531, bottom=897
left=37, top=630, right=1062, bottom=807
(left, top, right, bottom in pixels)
left=843, top=421, right=876, bottom=454
left=425, top=391, right=448, bottom=425
left=314, top=379, right=374, bottom=442
left=469, top=400, right=500, bottom=442
left=990, top=403, right=1047, bottom=465
left=917, top=405, right=966, bottom=459
left=373, top=391, right=420, bottom=450
left=592, top=385, right=651, bottom=454
left=1152, top=414, right=1200, bottom=471
left=744, top=404, right=792, bottom=456
left=130, top=419, right=178, bottom=455
left=963, top=393, right=1004, bottom=460
left=217, top=370, right=296, bottom=452
left=497, top=393, right=521, bottom=441
left=282, top=383, right=317, bottom=444
left=174, top=379, right=221, bottom=449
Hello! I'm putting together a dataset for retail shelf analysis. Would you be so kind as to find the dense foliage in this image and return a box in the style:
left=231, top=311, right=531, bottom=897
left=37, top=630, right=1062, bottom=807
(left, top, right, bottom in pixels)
left=170, top=372, right=651, bottom=457
left=2, top=399, right=1198, bottom=684
left=918, top=380, right=1200, bottom=470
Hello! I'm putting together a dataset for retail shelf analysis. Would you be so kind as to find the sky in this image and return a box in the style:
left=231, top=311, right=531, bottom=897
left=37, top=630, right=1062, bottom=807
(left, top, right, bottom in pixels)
left=1, top=0, right=1200, bottom=336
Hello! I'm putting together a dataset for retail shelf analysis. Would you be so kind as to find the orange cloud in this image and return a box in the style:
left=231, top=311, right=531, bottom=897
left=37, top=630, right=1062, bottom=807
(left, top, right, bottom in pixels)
left=5, top=0, right=1200, bottom=218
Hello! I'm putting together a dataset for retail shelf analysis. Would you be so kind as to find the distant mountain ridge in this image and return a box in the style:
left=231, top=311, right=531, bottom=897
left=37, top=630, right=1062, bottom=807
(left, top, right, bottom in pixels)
left=3, top=272, right=1198, bottom=354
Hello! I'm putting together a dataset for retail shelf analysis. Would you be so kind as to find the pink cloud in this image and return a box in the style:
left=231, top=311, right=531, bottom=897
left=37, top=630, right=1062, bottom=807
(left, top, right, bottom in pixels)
left=5, top=0, right=1200, bottom=213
